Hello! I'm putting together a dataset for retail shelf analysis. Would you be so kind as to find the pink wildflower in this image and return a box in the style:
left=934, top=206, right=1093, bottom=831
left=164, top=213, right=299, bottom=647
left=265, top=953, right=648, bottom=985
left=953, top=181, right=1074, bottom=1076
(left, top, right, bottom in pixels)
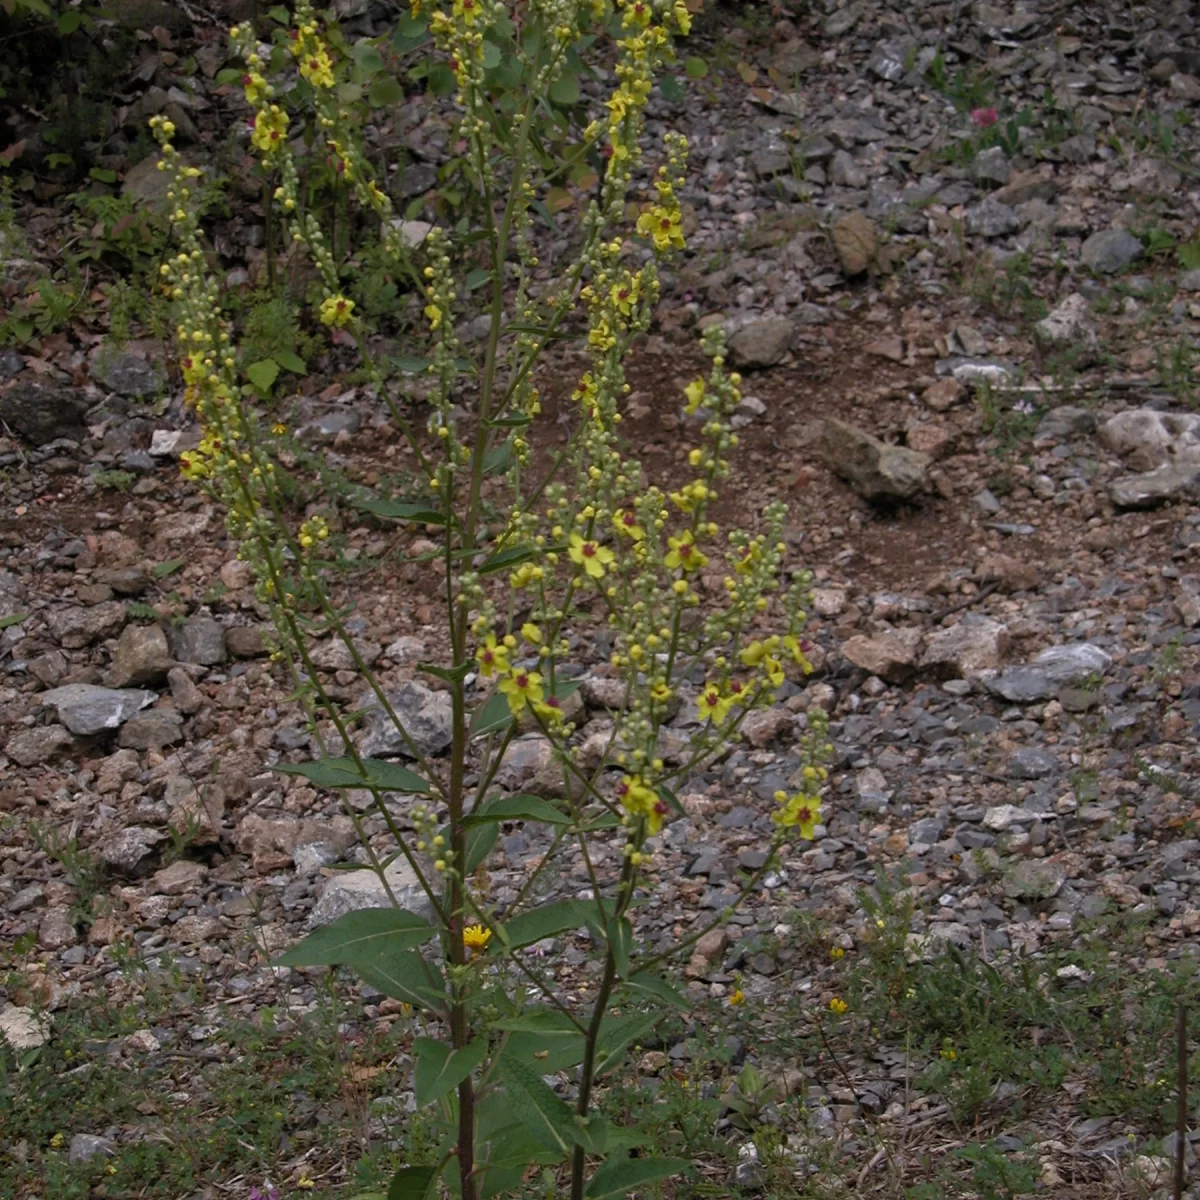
left=971, top=107, right=999, bottom=128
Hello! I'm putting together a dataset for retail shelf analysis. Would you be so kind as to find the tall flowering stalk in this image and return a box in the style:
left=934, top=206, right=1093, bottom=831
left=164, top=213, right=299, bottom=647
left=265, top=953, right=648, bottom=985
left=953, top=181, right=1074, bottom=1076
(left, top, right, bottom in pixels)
left=154, top=1, right=830, bottom=1196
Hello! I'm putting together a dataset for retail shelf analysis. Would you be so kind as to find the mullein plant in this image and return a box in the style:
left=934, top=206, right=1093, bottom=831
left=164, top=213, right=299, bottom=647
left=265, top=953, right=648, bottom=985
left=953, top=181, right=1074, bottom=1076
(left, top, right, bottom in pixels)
left=152, top=0, right=831, bottom=1196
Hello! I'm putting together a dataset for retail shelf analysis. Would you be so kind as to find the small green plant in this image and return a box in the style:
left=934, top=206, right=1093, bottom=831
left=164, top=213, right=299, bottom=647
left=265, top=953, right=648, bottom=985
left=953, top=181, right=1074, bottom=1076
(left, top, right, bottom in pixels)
left=1157, top=336, right=1197, bottom=407
left=26, top=819, right=102, bottom=924
left=91, top=468, right=137, bottom=492
left=0, top=275, right=84, bottom=346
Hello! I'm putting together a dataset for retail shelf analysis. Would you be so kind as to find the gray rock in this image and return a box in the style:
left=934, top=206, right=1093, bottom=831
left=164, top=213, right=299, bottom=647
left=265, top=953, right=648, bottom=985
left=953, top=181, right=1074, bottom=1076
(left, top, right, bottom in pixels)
left=965, top=198, right=1019, bottom=238
left=727, top=317, right=795, bottom=369
left=107, top=623, right=172, bottom=688
left=170, top=615, right=226, bottom=666
left=1035, top=293, right=1097, bottom=356
left=1008, top=747, right=1059, bottom=780
left=95, top=826, right=167, bottom=871
left=823, top=1, right=864, bottom=37
left=1081, top=228, right=1143, bottom=274
left=908, top=816, right=946, bottom=845
left=983, top=642, right=1111, bottom=702
left=830, top=149, right=867, bottom=188
left=167, top=666, right=204, bottom=714
left=972, top=146, right=1011, bottom=187
left=822, top=418, right=930, bottom=503
left=982, top=804, right=1034, bottom=832
left=1110, top=464, right=1200, bottom=509
left=1035, top=405, right=1096, bottom=442
left=830, top=211, right=877, bottom=275
left=226, top=625, right=267, bottom=658
left=921, top=617, right=1009, bottom=678
left=118, top=707, right=184, bottom=750
left=4, top=724, right=74, bottom=767
left=89, top=344, right=165, bottom=398
left=1100, top=409, right=1200, bottom=471
left=0, top=349, right=24, bottom=380
left=39, top=684, right=156, bottom=736
left=45, top=602, right=127, bottom=649
left=308, top=858, right=435, bottom=928
left=0, top=381, right=91, bottom=445
left=310, top=637, right=383, bottom=673
left=358, top=680, right=454, bottom=758
left=1180, top=269, right=1200, bottom=292
left=68, top=1133, right=116, bottom=1164
left=1003, top=859, right=1066, bottom=900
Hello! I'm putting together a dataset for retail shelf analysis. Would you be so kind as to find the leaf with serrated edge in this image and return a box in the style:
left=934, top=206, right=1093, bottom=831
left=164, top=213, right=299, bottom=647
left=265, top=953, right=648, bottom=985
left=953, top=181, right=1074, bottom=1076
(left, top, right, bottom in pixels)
left=273, top=908, right=433, bottom=968
left=585, top=1155, right=689, bottom=1199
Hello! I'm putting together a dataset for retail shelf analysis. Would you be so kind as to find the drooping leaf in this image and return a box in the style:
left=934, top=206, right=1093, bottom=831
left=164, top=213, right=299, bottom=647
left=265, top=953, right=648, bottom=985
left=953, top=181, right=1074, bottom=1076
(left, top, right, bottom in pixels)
left=246, top=358, right=280, bottom=393
left=465, top=267, right=493, bottom=291
left=356, top=498, right=446, bottom=525
left=594, top=1010, right=658, bottom=1076
left=478, top=543, right=541, bottom=575
left=482, top=439, right=513, bottom=474
left=273, top=908, right=434, bottom=969
left=621, top=971, right=690, bottom=1012
left=469, top=692, right=513, bottom=738
left=498, top=899, right=598, bottom=951
left=273, top=757, right=430, bottom=794
left=413, top=1036, right=489, bottom=1107
left=497, top=1054, right=578, bottom=1153
left=607, top=916, right=632, bottom=979
left=584, top=1155, right=689, bottom=1199
left=370, top=74, right=405, bottom=107
left=387, top=1165, right=438, bottom=1200
left=418, top=659, right=471, bottom=684
left=464, top=822, right=498, bottom=873
left=494, top=1009, right=586, bottom=1073
left=464, top=794, right=571, bottom=828
left=357, top=947, right=447, bottom=1014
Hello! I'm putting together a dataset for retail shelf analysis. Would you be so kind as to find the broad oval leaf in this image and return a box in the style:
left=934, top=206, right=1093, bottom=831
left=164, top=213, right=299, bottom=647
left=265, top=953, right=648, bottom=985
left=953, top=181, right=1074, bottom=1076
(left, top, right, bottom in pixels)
left=246, top=358, right=280, bottom=393
left=356, top=498, right=445, bottom=525
left=497, top=1054, right=577, bottom=1154
left=464, top=794, right=571, bottom=828
left=498, top=899, right=598, bottom=951
left=387, top=1165, right=438, bottom=1200
left=585, top=1155, right=689, bottom=1199
left=358, top=947, right=447, bottom=1014
left=469, top=691, right=513, bottom=739
left=369, top=74, right=404, bottom=107
left=273, top=907, right=434, bottom=968
left=478, top=543, right=542, bottom=576
left=274, top=757, right=430, bottom=795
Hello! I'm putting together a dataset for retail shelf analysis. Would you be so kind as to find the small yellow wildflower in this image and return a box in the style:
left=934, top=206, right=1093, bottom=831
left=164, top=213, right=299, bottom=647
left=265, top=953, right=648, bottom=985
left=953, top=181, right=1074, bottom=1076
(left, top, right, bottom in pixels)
left=521, top=622, right=543, bottom=645
left=463, top=924, right=492, bottom=952
left=475, top=635, right=509, bottom=678
left=830, top=946, right=845, bottom=960
left=614, top=509, right=644, bottom=540
left=250, top=105, right=288, bottom=155
left=772, top=791, right=821, bottom=838
left=665, top=532, right=706, bottom=573
left=829, top=997, right=848, bottom=1015
left=50, top=1133, right=64, bottom=1149
left=682, top=379, right=705, bottom=413
left=424, top=302, right=443, bottom=329
left=498, top=668, right=544, bottom=714
left=319, top=294, right=355, bottom=327
left=271, top=422, right=287, bottom=435
left=568, top=532, right=614, bottom=579
left=297, top=1176, right=315, bottom=1191
left=696, top=684, right=732, bottom=725
left=728, top=988, right=745, bottom=1007
left=615, top=775, right=668, bottom=834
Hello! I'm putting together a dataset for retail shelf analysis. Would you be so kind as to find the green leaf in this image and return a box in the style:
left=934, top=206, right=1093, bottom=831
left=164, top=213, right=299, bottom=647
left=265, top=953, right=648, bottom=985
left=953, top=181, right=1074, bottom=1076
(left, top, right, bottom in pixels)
left=655, top=785, right=685, bottom=818
left=246, top=358, right=280, bottom=393
left=387, top=1165, right=438, bottom=1200
left=480, top=40, right=501, bottom=69
left=465, top=267, right=493, bottom=291
left=392, top=355, right=433, bottom=374
left=428, top=63, right=456, bottom=96
left=594, top=1010, right=658, bottom=1076
left=358, top=947, right=446, bottom=1013
left=275, top=348, right=307, bottom=374
left=463, top=821, right=498, bottom=873
left=482, top=439, right=513, bottom=475
left=498, top=1055, right=578, bottom=1154
left=495, top=1009, right=586, bottom=1072
left=499, top=899, right=597, bottom=951
left=369, top=74, right=405, bottom=107
left=274, top=757, right=430, bottom=794
left=469, top=692, right=513, bottom=738
left=685, top=55, right=709, bottom=78
left=478, top=543, right=541, bottom=575
left=622, top=971, right=690, bottom=1012
left=58, top=10, right=82, bottom=33
left=354, top=43, right=386, bottom=73
left=268, top=4, right=290, bottom=22
left=502, top=322, right=579, bottom=341
left=549, top=73, right=580, bottom=105
left=88, top=166, right=117, bottom=183
left=0, top=612, right=27, bottom=631
left=659, top=74, right=685, bottom=103
left=1178, top=240, right=1200, bottom=271
left=418, top=660, right=471, bottom=684
left=608, top=917, right=631, bottom=979
left=585, top=1155, right=689, bottom=1199
left=274, top=908, right=435, bottom=968
left=464, top=795, right=571, bottom=828
left=215, top=67, right=244, bottom=85
left=413, top=1036, right=489, bottom=1107
left=152, top=559, right=185, bottom=579
left=356, top=498, right=445, bottom=524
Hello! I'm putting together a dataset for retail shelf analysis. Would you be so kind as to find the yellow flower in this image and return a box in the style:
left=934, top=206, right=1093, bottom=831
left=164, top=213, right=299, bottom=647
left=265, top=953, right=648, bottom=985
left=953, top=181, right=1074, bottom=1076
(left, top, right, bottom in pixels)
left=250, top=105, right=288, bottom=155
left=782, top=634, right=813, bottom=673
left=475, top=635, right=509, bottom=678
left=830, top=946, right=845, bottom=960
left=665, top=532, right=706, bottom=573
left=615, top=775, right=667, bottom=834
left=610, top=273, right=640, bottom=316
left=728, top=988, right=745, bottom=1006
left=271, top=422, right=287, bottom=435
left=499, top=668, right=544, bottom=714
left=636, top=203, right=685, bottom=252
left=453, top=0, right=481, bottom=22
left=613, top=509, right=644, bottom=541
left=319, top=294, right=355, bottom=327
left=299, top=46, right=335, bottom=89
left=424, top=303, right=443, bottom=329
left=623, top=0, right=652, bottom=28
left=297, top=1177, right=315, bottom=1191
left=463, top=924, right=492, bottom=952
left=568, top=532, right=614, bottom=579
left=673, top=0, right=692, bottom=34
left=829, top=997, right=847, bottom=1015
left=940, top=1044, right=957, bottom=1061
left=771, top=791, right=821, bottom=838
left=521, top=622, right=543, bottom=645
left=682, top=379, right=705, bottom=414
left=650, top=680, right=672, bottom=704
left=242, top=71, right=269, bottom=103
left=50, top=1133, right=64, bottom=1149
left=696, top=683, right=732, bottom=725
